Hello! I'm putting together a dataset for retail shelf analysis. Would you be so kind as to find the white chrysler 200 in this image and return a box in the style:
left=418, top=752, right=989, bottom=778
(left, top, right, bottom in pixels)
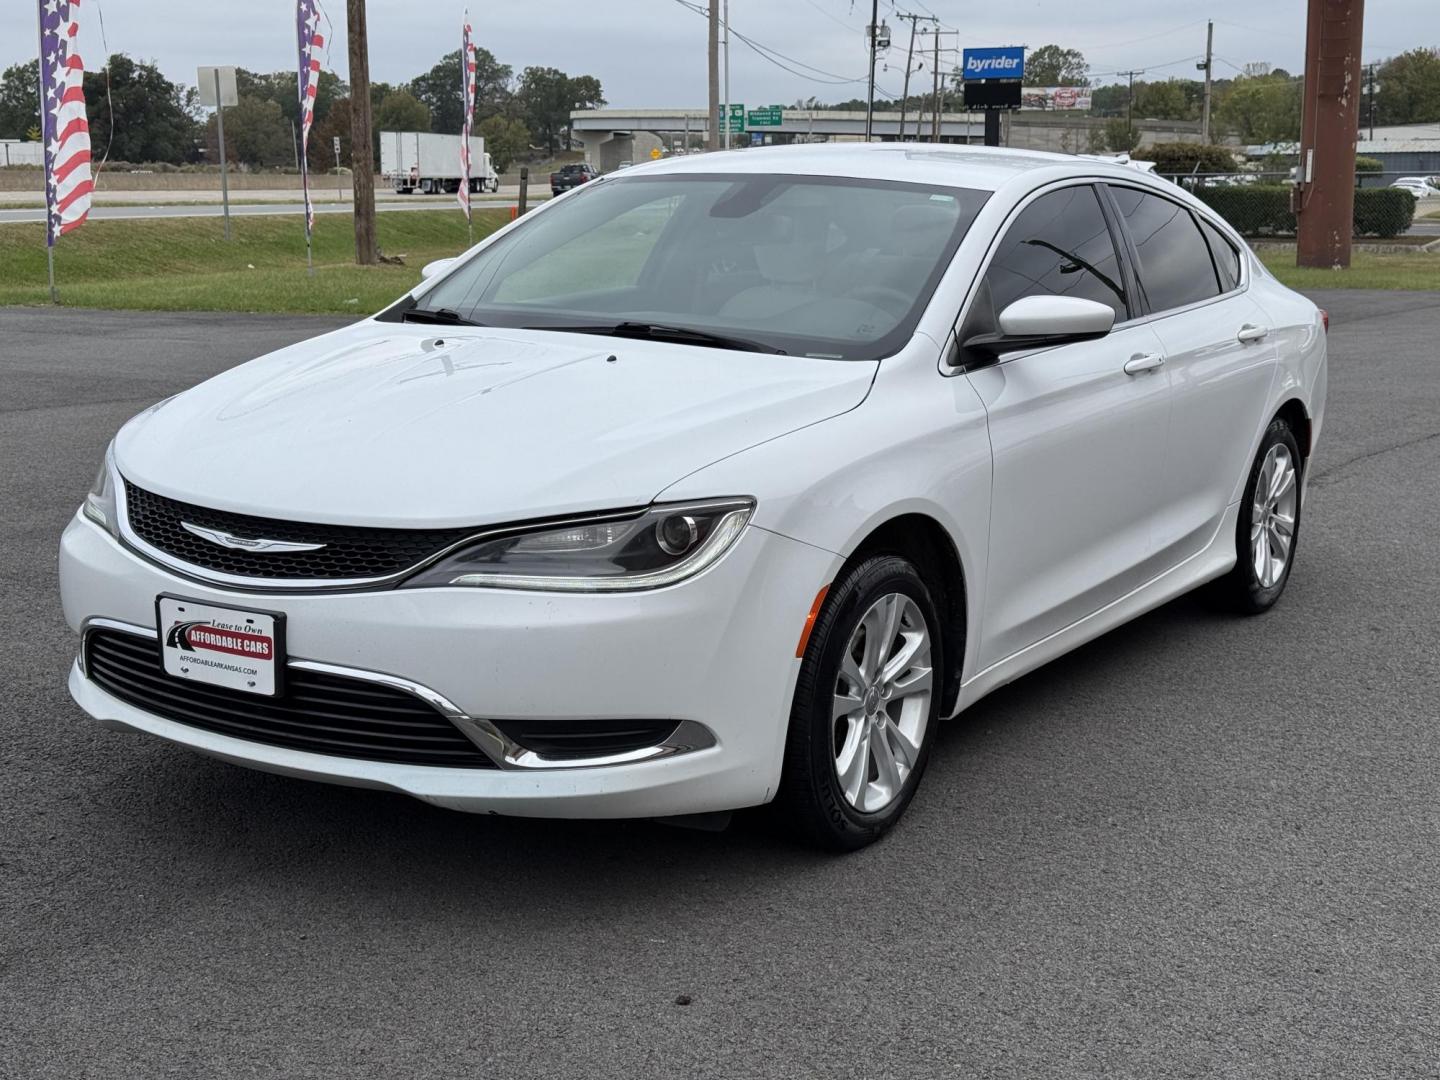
left=61, top=145, right=1326, bottom=850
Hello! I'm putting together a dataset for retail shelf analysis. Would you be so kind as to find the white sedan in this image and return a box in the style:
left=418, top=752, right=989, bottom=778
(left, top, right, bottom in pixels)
left=61, top=144, right=1327, bottom=850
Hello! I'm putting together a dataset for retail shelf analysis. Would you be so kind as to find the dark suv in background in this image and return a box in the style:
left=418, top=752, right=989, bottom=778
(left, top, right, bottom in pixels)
left=550, top=163, right=599, bottom=196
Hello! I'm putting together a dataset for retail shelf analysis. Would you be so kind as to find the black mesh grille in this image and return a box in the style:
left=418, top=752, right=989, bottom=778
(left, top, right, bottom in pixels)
left=123, top=482, right=477, bottom=581
left=85, top=629, right=497, bottom=768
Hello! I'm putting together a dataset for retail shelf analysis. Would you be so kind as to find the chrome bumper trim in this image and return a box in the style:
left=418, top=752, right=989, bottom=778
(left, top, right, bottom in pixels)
left=79, top=617, right=717, bottom=772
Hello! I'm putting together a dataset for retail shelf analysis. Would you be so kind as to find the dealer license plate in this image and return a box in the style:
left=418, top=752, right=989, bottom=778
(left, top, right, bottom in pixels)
left=156, top=595, right=286, bottom=697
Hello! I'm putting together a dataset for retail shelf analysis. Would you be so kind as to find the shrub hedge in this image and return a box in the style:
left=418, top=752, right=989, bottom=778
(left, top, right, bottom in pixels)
left=1191, top=184, right=1417, bottom=239
left=1146, top=142, right=1239, bottom=174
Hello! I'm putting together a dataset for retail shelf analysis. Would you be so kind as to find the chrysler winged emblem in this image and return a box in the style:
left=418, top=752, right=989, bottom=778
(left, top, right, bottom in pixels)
left=180, top=521, right=327, bottom=554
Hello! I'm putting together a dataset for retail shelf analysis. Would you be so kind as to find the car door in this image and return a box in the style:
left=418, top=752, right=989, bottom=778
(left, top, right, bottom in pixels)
left=1104, top=185, right=1279, bottom=567
left=960, top=184, right=1173, bottom=669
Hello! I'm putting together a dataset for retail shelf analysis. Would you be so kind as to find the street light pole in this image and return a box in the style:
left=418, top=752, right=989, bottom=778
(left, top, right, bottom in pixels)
left=1199, top=20, right=1214, bottom=143
left=722, top=0, right=731, bottom=149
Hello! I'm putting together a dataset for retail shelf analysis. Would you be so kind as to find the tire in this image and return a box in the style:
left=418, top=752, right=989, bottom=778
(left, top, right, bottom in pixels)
left=1211, top=416, right=1303, bottom=614
left=774, top=555, right=943, bottom=851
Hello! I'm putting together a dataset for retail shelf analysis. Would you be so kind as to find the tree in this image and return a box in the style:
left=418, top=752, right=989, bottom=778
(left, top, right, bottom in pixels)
left=1215, top=73, right=1302, bottom=144
left=1025, top=45, right=1088, bottom=87
left=1133, top=79, right=1195, bottom=121
left=1088, top=83, right=1128, bottom=117
left=477, top=114, right=529, bottom=173
left=1102, top=118, right=1140, bottom=153
left=205, top=96, right=292, bottom=167
left=0, top=61, right=40, bottom=140
left=83, top=55, right=199, bottom=164
left=310, top=96, right=352, bottom=173
left=376, top=90, right=430, bottom=133
left=234, top=68, right=346, bottom=130
left=516, top=67, right=605, bottom=154
left=1374, top=48, right=1440, bottom=125
left=409, top=48, right=512, bottom=133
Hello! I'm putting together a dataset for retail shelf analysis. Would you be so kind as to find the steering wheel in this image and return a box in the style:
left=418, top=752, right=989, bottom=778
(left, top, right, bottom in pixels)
left=845, top=284, right=912, bottom=317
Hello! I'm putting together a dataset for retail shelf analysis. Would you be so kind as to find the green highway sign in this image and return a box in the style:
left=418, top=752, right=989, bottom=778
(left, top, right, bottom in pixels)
left=727, top=103, right=745, bottom=132
left=747, top=106, right=783, bottom=127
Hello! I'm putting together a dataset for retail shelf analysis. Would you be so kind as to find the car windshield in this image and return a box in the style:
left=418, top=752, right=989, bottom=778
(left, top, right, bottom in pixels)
left=402, top=172, right=988, bottom=361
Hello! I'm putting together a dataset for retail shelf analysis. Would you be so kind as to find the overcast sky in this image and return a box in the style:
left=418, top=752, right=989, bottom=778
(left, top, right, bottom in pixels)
left=3, top=0, right=1431, bottom=107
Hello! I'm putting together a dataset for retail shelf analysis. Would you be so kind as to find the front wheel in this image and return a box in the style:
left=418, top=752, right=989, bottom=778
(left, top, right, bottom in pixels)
left=775, top=555, right=943, bottom=851
left=1211, top=416, right=1303, bottom=613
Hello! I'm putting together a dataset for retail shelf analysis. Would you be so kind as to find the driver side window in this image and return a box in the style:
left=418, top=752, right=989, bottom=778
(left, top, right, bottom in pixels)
left=966, top=186, right=1128, bottom=341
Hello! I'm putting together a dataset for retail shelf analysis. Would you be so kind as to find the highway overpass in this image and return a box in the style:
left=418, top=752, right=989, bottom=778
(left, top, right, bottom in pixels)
left=569, top=108, right=1213, bottom=170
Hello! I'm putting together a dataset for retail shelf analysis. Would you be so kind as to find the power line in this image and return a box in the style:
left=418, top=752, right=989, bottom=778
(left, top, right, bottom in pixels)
left=666, top=0, right=899, bottom=94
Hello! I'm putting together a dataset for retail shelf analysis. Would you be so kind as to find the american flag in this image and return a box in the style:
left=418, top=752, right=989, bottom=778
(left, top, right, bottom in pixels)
left=295, top=0, right=326, bottom=236
left=459, top=11, right=476, bottom=221
left=38, top=0, right=94, bottom=247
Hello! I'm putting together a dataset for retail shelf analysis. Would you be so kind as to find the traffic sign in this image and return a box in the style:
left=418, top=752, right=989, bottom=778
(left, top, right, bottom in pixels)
left=719, top=103, right=745, bottom=133
left=747, top=105, right=782, bottom=127
left=651, top=147, right=663, bottom=160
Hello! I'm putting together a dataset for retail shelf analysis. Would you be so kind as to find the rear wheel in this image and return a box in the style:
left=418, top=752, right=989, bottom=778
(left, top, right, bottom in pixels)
left=775, top=556, right=942, bottom=851
left=1211, top=417, right=1303, bottom=613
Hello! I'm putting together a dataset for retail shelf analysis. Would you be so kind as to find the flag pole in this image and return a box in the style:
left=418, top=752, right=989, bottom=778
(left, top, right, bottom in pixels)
left=35, top=0, right=57, bottom=303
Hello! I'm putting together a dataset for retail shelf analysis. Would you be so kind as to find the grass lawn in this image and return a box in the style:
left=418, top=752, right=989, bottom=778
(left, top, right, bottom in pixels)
left=1261, top=249, right=1440, bottom=292
left=0, top=210, right=507, bottom=314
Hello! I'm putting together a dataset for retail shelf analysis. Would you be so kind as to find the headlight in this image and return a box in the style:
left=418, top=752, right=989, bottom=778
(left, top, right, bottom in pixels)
left=400, top=498, right=754, bottom=592
left=82, top=442, right=120, bottom=537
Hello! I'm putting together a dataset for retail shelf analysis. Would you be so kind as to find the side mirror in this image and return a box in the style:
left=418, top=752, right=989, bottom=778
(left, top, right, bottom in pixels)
left=965, top=295, right=1116, bottom=359
left=420, top=258, right=457, bottom=281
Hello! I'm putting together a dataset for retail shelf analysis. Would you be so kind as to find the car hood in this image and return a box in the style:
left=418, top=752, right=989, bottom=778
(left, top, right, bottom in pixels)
left=115, top=322, right=877, bottom=527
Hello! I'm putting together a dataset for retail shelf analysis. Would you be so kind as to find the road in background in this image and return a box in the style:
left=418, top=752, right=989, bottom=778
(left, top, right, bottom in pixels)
left=0, top=193, right=535, bottom=225
left=2, top=291, right=1439, bottom=1078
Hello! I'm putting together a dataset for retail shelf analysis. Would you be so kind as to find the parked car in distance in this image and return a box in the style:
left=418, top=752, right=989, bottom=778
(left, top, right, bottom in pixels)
left=1390, top=177, right=1439, bottom=198
left=551, top=162, right=599, bottom=195
left=61, top=144, right=1327, bottom=850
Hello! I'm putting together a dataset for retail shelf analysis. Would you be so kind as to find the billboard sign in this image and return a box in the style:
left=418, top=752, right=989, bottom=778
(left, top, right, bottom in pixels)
left=1021, top=86, right=1094, bottom=111
left=963, top=81, right=1023, bottom=110
left=961, top=47, right=1024, bottom=81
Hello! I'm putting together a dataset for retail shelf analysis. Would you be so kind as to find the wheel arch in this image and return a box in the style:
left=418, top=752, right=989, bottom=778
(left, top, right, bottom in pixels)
left=843, top=513, right=967, bottom=716
left=1274, top=397, right=1312, bottom=461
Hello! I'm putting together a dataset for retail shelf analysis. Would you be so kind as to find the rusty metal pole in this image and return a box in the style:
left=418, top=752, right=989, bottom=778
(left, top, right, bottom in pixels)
left=1295, top=0, right=1365, bottom=269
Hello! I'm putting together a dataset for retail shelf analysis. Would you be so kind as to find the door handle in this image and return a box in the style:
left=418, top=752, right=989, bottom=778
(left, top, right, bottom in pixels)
left=1237, top=323, right=1270, bottom=343
left=1123, top=352, right=1165, bottom=375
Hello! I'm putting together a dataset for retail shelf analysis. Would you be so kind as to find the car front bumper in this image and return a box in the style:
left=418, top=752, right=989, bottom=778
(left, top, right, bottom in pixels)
left=60, top=513, right=839, bottom=818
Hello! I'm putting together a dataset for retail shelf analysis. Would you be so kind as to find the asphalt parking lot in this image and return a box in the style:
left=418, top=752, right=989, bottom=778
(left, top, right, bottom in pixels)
left=3, top=290, right=1439, bottom=1079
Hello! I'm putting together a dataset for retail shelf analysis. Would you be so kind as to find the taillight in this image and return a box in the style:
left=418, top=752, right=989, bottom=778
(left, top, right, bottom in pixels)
left=1319, top=309, right=1329, bottom=332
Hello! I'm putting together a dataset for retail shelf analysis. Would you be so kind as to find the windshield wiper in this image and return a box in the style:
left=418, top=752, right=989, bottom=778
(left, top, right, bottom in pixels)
left=401, top=307, right=484, bottom=326
left=525, top=321, right=785, bottom=354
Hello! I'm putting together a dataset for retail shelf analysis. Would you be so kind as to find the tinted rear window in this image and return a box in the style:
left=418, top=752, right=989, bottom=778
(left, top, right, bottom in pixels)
left=1198, top=217, right=1241, bottom=293
left=1109, top=187, right=1221, bottom=312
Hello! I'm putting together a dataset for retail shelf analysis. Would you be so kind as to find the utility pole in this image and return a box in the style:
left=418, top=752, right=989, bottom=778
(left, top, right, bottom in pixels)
left=1365, top=62, right=1377, bottom=139
left=897, top=16, right=919, bottom=141
left=1296, top=0, right=1365, bottom=269
left=347, top=0, right=377, bottom=265
left=722, top=0, right=731, bottom=149
left=931, top=28, right=942, bottom=141
left=865, top=0, right=879, bottom=141
left=1118, top=69, right=1143, bottom=150
left=1198, top=20, right=1214, bottom=143
left=707, top=0, right=720, bottom=150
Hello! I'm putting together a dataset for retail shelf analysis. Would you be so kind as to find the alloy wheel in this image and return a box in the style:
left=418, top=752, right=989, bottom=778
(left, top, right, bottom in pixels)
left=1251, top=443, right=1298, bottom=588
left=831, top=593, right=934, bottom=814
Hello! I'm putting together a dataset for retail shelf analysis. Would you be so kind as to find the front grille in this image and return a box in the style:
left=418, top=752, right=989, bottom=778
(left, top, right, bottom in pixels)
left=493, top=717, right=680, bottom=760
left=123, top=481, right=476, bottom=582
left=85, top=629, right=497, bottom=768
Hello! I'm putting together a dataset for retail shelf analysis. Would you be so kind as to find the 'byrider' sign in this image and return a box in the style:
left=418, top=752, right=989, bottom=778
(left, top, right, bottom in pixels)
left=962, top=46, right=1025, bottom=81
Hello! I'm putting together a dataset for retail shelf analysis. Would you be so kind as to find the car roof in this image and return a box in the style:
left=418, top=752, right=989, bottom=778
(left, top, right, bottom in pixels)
left=624, top=141, right=1164, bottom=194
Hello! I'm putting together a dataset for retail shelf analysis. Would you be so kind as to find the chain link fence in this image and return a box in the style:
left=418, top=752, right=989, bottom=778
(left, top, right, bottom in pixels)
left=1158, top=171, right=1432, bottom=240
